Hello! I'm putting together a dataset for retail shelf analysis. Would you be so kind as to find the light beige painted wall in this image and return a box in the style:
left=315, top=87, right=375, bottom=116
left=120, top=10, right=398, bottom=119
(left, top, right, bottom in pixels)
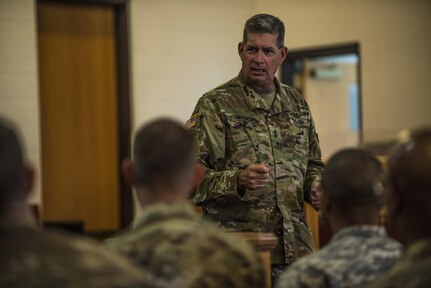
left=255, top=0, right=431, bottom=143
left=130, top=0, right=255, bottom=128
left=0, top=0, right=40, bottom=204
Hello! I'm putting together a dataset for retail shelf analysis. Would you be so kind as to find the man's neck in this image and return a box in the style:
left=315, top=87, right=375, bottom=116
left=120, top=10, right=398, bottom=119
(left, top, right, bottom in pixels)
left=249, top=83, right=275, bottom=95
left=259, top=89, right=277, bottom=108
left=329, top=212, right=379, bottom=236
left=136, top=187, right=187, bottom=209
left=0, top=202, right=37, bottom=228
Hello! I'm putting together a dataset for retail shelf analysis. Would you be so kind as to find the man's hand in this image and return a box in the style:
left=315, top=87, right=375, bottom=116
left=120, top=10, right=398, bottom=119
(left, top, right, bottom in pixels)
left=238, top=163, right=270, bottom=190
left=310, top=180, right=322, bottom=211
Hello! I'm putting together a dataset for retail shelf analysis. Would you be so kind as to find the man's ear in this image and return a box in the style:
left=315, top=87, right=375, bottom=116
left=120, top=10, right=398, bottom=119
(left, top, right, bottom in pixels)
left=279, top=46, right=288, bottom=64
left=24, top=164, right=35, bottom=198
left=238, top=42, right=244, bottom=58
left=122, top=158, right=136, bottom=187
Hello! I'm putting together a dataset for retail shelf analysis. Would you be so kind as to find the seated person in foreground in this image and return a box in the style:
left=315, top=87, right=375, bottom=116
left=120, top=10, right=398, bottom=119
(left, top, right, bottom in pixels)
left=365, top=127, right=431, bottom=288
left=276, top=148, right=402, bottom=288
left=0, top=119, right=153, bottom=288
left=105, top=118, right=265, bottom=288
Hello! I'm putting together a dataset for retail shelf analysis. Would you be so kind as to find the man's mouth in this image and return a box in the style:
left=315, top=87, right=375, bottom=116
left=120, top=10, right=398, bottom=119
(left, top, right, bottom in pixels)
left=251, top=68, right=266, bottom=74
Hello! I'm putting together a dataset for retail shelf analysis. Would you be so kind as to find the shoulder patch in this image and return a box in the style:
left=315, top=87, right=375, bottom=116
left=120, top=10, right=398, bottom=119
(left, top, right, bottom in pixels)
left=185, top=113, right=198, bottom=130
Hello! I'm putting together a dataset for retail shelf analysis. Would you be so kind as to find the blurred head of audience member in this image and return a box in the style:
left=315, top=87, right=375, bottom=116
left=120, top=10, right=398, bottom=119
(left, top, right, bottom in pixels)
left=0, top=119, right=34, bottom=221
left=385, top=127, right=431, bottom=244
left=276, top=148, right=402, bottom=288
left=364, top=126, right=431, bottom=288
left=321, top=148, right=384, bottom=234
left=122, top=118, right=202, bottom=207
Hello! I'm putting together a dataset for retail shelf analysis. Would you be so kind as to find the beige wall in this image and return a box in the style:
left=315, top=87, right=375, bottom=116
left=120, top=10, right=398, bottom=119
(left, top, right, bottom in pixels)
left=0, top=0, right=40, bottom=204
left=130, top=0, right=254, bottom=128
left=1, top=0, right=430, bottom=205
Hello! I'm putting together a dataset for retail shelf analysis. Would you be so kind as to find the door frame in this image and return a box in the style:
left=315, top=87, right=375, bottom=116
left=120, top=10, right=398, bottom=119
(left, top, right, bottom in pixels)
left=38, top=0, right=133, bottom=229
left=281, top=42, right=363, bottom=145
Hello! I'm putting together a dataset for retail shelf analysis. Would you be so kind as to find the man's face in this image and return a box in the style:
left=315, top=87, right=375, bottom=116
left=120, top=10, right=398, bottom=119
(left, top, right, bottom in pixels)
left=238, top=32, right=287, bottom=92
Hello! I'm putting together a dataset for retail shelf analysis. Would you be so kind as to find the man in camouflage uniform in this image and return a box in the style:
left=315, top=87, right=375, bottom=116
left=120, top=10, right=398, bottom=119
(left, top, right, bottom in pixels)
left=365, top=127, right=431, bottom=288
left=105, top=118, right=265, bottom=288
left=187, top=14, right=324, bottom=277
left=0, top=119, right=154, bottom=288
left=276, top=149, right=402, bottom=288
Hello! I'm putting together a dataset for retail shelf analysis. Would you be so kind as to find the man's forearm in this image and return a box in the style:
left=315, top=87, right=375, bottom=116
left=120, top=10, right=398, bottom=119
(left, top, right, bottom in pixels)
left=191, top=168, right=243, bottom=205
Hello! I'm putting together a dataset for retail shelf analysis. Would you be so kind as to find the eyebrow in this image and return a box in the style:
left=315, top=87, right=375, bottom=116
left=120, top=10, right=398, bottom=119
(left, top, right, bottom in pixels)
left=246, top=44, right=277, bottom=50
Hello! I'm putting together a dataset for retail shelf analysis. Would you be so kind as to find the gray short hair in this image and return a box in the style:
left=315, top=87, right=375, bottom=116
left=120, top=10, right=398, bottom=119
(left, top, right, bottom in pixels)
left=242, top=14, right=285, bottom=48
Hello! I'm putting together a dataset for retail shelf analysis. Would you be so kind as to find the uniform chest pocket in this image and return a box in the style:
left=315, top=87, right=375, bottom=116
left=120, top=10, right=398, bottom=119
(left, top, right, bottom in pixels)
left=280, top=111, right=310, bottom=154
left=224, top=114, right=268, bottom=167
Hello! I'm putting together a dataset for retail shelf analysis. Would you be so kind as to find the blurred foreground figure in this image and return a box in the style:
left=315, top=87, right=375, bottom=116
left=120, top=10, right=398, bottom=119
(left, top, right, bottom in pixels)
left=365, top=127, right=431, bottom=288
left=0, top=119, right=154, bottom=288
left=105, top=118, right=265, bottom=288
left=277, top=149, right=402, bottom=288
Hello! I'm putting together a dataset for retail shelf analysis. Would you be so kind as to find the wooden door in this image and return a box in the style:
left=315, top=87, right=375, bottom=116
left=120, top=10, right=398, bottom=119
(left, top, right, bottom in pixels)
left=38, top=1, right=119, bottom=233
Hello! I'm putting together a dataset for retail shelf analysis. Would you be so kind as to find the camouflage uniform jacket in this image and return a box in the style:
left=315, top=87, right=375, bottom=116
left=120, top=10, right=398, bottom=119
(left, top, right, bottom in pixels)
left=276, top=225, right=403, bottom=288
left=189, top=72, right=324, bottom=264
left=364, top=238, right=431, bottom=288
left=104, top=202, right=265, bottom=288
left=0, top=215, right=155, bottom=288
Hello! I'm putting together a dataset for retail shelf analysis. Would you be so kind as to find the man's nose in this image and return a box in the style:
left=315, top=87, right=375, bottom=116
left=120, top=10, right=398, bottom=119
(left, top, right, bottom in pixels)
left=253, top=50, right=264, bottom=63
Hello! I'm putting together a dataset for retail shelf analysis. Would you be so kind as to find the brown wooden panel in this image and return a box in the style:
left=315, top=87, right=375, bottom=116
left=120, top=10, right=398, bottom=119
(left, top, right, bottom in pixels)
left=38, top=1, right=119, bottom=232
left=305, top=203, right=320, bottom=249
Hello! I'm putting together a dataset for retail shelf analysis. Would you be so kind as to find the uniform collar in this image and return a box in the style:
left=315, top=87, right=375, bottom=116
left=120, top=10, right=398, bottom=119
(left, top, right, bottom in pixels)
left=133, top=201, right=198, bottom=229
left=0, top=209, right=38, bottom=230
left=237, top=71, right=289, bottom=114
left=331, top=225, right=387, bottom=242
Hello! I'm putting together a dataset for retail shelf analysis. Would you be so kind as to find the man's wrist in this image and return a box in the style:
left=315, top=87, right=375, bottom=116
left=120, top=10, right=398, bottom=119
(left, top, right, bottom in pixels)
left=238, top=170, right=247, bottom=189
left=237, top=170, right=246, bottom=196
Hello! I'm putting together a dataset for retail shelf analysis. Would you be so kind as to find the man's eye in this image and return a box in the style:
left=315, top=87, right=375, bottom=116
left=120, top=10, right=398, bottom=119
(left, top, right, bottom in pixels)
left=247, top=47, right=258, bottom=53
left=263, top=49, right=275, bottom=56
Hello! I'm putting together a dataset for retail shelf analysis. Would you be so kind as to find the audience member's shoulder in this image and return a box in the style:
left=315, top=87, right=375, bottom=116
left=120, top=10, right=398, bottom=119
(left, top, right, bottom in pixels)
left=276, top=253, right=326, bottom=288
left=365, top=239, right=431, bottom=288
left=198, top=218, right=259, bottom=255
left=188, top=216, right=266, bottom=287
left=105, top=202, right=265, bottom=287
left=0, top=226, right=155, bottom=287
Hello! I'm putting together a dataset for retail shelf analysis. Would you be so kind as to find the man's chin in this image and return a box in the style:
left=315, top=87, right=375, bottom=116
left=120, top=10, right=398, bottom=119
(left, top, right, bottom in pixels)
left=250, top=71, right=267, bottom=78
left=247, top=76, right=270, bottom=87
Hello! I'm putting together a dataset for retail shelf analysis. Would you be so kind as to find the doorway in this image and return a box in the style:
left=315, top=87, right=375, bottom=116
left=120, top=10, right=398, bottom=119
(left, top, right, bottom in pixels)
left=37, top=0, right=132, bottom=236
left=282, top=43, right=362, bottom=161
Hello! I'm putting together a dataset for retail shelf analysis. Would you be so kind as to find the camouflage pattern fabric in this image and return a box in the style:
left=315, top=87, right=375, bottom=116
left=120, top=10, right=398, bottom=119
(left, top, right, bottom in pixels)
left=276, top=226, right=402, bottom=288
left=364, top=238, right=431, bottom=288
left=104, top=202, right=265, bottom=288
left=271, top=264, right=289, bottom=285
left=0, top=218, right=156, bottom=288
left=189, top=73, right=324, bottom=264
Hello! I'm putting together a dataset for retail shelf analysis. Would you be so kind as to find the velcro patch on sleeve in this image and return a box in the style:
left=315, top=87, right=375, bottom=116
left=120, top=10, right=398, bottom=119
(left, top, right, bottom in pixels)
left=185, top=113, right=198, bottom=130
